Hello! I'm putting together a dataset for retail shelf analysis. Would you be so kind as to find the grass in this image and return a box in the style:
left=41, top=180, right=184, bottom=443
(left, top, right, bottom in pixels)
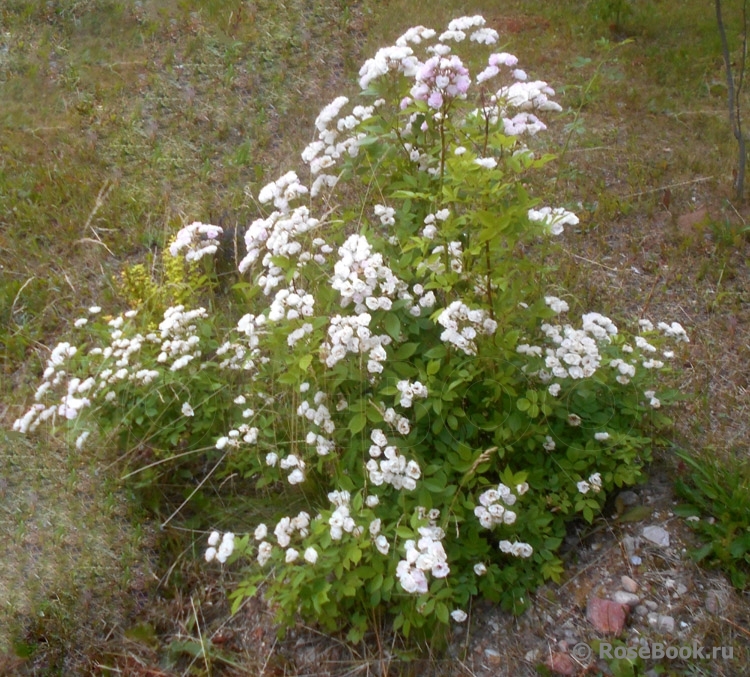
left=1, top=0, right=749, bottom=673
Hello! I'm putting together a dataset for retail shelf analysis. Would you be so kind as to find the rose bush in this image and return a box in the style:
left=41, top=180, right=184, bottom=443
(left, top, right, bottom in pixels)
left=14, top=15, right=688, bottom=644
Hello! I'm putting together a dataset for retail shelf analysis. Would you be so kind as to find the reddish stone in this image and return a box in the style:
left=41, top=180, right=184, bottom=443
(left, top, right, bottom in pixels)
left=586, top=596, right=628, bottom=635
left=546, top=651, right=578, bottom=675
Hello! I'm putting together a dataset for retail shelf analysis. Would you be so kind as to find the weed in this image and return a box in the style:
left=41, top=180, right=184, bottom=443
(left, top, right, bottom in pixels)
left=674, top=447, right=750, bottom=589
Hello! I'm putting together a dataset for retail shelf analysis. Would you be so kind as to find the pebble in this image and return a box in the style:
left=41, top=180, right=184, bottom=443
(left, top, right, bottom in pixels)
left=644, top=600, right=658, bottom=611
left=705, top=590, right=726, bottom=614
left=618, top=490, right=639, bottom=506
left=484, top=648, right=502, bottom=666
left=525, top=649, right=540, bottom=662
left=642, top=525, right=670, bottom=547
left=612, top=591, right=640, bottom=608
left=546, top=651, right=577, bottom=676
left=635, top=605, right=649, bottom=617
left=622, top=535, right=639, bottom=556
left=621, top=575, right=638, bottom=593
left=647, top=613, right=675, bottom=633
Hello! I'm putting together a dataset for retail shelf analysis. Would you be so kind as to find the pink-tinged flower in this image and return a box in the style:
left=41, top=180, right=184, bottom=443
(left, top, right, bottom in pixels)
left=427, top=90, right=444, bottom=109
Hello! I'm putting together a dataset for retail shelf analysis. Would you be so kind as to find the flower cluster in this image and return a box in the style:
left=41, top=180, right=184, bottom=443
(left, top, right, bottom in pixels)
left=658, top=321, right=690, bottom=343
left=156, top=305, right=207, bottom=371
left=252, top=512, right=312, bottom=566
left=396, top=524, right=449, bottom=593
left=366, top=428, right=420, bottom=490
left=215, top=312, right=266, bottom=371
left=268, top=287, right=315, bottom=322
left=321, top=313, right=392, bottom=373
left=498, top=539, right=533, bottom=558
left=395, top=380, right=428, bottom=408
left=257, top=170, right=309, bottom=212
left=238, top=202, right=329, bottom=293
left=302, top=98, right=375, bottom=196
left=215, top=422, right=259, bottom=451
left=205, top=531, right=235, bottom=563
left=498, top=80, right=562, bottom=113
left=332, top=234, right=407, bottom=312
left=423, top=240, right=463, bottom=275
left=298, top=388, right=336, bottom=456
left=436, top=301, right=498, bottom=355
left=14, top=342, right=81, bottom=432
left=169, top=222, right=222, bottom=262
left=358, top=44, right=420, bottom=90
left=438, top=15, right=498, bottom=44
left=474, top=482, right=527, bottom=529
left=327, top=490, right=361, bottom=540
left=577, top=472, right=603, bottom=495
left=528, top=207, right=579, bottom=236
left=411, top=54, right=471, bottom=109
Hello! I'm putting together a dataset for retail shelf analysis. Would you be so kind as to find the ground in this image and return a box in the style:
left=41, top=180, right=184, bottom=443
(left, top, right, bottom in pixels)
left=1, top=0, right=749, bottom=675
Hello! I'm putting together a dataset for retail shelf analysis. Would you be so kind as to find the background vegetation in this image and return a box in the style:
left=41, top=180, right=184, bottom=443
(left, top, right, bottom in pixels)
left=1, top=0, right=748, bottom=674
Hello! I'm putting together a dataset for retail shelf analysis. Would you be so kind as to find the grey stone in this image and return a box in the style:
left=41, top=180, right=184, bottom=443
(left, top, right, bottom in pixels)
left=647, top=613, right=675, bottom=633
left=705, top=590, right=727, bottom=615
left=618, top=490, right=639, bottom=506
left=612, top=590, right=640, bottom=607
left=622, top=535, right=639, bottom=556
left=525, top=649, right=540, bottom=662
left=642, top=525, right=670, bottom=547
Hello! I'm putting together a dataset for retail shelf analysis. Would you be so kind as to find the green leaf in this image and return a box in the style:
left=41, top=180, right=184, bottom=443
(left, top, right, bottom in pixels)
left=384, top=313, right=401, bottom=340
left=424, top=345, right=447, bottom=359
left=427, top=360, right=441, bottom=375
left=729, top=534, right=750, bottom=559
left=299, top=354, right=313, bottom=371
left=349, top=413, right=367, bottom=434
left=435, top=602, right=450, bottom=624
left=693, top=543, right=714, bottom=562
left=617, top=506, right=653, bottom=523
left=393, top=342, right=419, bottom=359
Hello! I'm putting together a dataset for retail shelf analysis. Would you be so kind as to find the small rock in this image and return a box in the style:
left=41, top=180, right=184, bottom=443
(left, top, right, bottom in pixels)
left=546, top=651, right=578, bottom=676
left=635, top=605, right=649, bottom=617
left=618, top=490, right=639, bottom=506
left=630, top=555, right=642, bottom=565
left=587, top=596, right=628, bottom=636
left=647, top=613, right=675, bottom=633
left=642, top=525, right=670, bottom=547
left=525, top=648, right=540, bottom=662
left=622, top=535, right=639, bottom=556
left=676, top=583, right=688, bottom=596
left=484, top=648, right=502, bottom=666
left=705, top=590, right=727, bottom=615
left=612, top=591, right=640, bottom=608
left=644, top=600, right=658, bottom=611
left=621, top=575, right=638, bottom=593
